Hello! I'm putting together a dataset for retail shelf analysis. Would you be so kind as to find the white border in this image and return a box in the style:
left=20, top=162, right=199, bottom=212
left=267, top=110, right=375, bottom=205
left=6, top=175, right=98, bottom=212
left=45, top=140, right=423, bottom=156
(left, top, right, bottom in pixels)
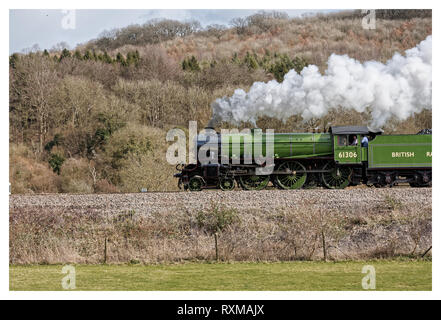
left=3, top=0, right=439, bottom=300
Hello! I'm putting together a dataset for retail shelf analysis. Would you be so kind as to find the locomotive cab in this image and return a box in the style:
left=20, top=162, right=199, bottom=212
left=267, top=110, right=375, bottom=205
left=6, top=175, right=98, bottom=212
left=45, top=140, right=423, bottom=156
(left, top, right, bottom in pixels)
left=330, top=126, right=382, bottom=165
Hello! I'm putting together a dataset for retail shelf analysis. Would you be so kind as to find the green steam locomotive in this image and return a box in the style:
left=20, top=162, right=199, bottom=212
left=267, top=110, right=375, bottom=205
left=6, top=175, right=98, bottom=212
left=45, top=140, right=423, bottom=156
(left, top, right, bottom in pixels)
left=174, top=126, right=432, bottom=191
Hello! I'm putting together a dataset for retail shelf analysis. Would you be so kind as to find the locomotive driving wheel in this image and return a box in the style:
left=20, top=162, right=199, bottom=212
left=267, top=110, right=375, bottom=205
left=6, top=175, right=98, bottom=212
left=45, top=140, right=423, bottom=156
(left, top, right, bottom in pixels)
left=239, top=175, right=270, bottom=190
left=275, top=161, right=307, bottom=190
left=219, top=177, right=235, bottom=191
left=188, top=176, right=204, bottom=191
left=410, top=171, right=432, bottom=187
left=321, top=162, right=352, bottom=189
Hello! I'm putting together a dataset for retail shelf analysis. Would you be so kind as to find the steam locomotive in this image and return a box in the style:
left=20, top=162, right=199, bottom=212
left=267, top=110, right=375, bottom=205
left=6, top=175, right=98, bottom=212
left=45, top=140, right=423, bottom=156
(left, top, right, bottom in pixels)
left=174, top=126, right=432, bottom=191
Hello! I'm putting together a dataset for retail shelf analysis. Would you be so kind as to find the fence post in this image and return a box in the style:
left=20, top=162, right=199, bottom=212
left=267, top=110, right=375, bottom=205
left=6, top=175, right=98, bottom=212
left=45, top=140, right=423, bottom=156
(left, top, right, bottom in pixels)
left=322, top=231, right=327, bottom=262
left=214, top=233, right=219, bottom=261
left=104, top=237, right=108, bottom=264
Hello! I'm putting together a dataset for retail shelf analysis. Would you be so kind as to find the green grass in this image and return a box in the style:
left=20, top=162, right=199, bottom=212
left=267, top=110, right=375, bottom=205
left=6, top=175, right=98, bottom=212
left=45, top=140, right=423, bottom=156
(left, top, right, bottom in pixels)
left=10, top=260, right=431, bottom=291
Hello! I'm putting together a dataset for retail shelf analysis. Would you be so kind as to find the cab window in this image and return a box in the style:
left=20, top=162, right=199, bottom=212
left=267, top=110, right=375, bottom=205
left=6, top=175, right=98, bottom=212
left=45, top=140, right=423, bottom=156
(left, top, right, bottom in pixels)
left=337, top=135, right=347, bottom=146
left=348, top=135, right=358, bottom=146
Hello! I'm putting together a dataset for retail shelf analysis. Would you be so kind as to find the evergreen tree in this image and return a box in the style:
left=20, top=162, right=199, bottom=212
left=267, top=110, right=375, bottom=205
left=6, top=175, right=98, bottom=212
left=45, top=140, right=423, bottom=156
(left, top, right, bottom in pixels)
left=116, top=52, right=126, bottom=66
left=83, top=50, right=92, bottom=60
left=9, top=53, right=19, bottom=69
left=244, top=51, right=258, bottom=69
left=126, top=51, right=139, bottom=66
left=269, top=54, right=296, bottom=82
left=182, top=59, right=189, bottom=70
left=259, top=50, right=272, bottom=69
left=102, top=51, right=113, bottom=64
left=188, top=56, right=200, bottom=71
left=74, top=50, right=82, bottom=60
left=59, top=48, right=72, bottom=61
left=182, top=56, right=200, bottom=71
left=231, top=52, right=240, bottom=64
left=48, top=153, right=65, bottom=175
left=292, top=56, right=309, bottom=73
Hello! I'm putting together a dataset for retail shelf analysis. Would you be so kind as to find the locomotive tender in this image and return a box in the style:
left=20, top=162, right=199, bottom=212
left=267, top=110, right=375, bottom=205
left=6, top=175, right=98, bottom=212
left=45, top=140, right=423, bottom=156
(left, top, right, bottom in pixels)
left=174, top=126, right=432, bottom=191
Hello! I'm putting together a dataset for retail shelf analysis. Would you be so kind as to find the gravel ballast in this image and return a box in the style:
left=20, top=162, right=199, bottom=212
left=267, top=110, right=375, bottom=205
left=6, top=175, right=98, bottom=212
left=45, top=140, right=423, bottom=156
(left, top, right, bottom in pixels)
left=9, top=188, right=432, bottom=215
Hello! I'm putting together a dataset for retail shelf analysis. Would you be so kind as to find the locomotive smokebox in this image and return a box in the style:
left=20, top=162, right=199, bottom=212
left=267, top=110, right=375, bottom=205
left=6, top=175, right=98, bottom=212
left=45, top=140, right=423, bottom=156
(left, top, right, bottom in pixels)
left=203, top=127, right=220, bottom=135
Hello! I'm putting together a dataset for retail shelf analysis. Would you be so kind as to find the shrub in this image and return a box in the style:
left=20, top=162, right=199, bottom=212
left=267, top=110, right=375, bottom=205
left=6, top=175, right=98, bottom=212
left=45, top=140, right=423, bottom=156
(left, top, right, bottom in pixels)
left=60, top=158, right=94, bottom=193
left=196, top=203, right=239, bottom=235
left=196, top=203, right=239, bottom=261
left=10, top=143, right=61, bottom=193
left=61, top=179, right=94, bottom=194
left=44, top=133, right=64, bottom=152
left=103, top=123, right=151, bottom=170
left=275, top=208, right=348, bottom=261
left=182, top=56, right=201, bottom=71
left=113, top=125, right=177, bottom=192
left=48, top=153, right=65, bottom=174
left=94, top=179, right=119, bottom=193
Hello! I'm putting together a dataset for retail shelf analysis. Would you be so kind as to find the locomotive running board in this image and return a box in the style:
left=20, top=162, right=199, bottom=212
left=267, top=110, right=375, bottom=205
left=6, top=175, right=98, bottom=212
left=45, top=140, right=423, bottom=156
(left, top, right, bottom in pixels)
left=231, top=169, right=334, bottom=175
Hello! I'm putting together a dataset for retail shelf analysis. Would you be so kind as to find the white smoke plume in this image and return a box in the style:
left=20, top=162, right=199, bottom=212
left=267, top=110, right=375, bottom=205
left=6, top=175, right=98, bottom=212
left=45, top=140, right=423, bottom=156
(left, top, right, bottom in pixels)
left=211, top=36, right=432, bottom=128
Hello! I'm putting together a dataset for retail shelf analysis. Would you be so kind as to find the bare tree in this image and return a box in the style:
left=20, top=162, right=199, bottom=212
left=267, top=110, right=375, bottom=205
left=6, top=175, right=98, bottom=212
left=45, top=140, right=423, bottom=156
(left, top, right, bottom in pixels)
left=11, top=55, right=59, bottom=152
left=50, top=41, right=70, bottom=52
left=204, top=24, right=227, bottom=40
left=21, top=43, right=41, bottom=54
left=246, top=10, right=289, bottom=32
left=230, top=17, right=248, bottom=35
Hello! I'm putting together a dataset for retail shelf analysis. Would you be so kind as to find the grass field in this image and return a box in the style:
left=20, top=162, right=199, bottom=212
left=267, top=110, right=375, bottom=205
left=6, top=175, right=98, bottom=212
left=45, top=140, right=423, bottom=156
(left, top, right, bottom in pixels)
left=10, top=260, right=431, bottom=291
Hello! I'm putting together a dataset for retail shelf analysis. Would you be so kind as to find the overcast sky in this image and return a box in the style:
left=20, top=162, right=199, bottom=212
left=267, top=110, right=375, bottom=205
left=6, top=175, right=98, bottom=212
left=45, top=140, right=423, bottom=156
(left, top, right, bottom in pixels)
left=9, top=9, right=338, bottom=54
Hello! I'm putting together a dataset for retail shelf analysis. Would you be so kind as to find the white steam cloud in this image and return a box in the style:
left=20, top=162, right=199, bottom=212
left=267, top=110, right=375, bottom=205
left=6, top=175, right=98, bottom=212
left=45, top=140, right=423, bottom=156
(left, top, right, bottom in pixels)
left=211, top=36, right=432, bottom=128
